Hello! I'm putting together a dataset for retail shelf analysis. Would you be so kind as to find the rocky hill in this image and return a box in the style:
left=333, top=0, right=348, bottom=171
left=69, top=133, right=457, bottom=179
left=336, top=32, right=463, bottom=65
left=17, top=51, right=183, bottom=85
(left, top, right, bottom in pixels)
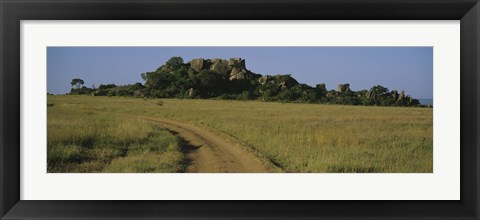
left=71, top=56, right=424, bottom=107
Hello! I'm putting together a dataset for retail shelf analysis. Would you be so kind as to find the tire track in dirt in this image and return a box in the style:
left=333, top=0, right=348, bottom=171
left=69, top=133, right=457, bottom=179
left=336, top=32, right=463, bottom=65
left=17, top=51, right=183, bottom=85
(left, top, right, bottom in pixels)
left=137, top=116, right=269, bottom=173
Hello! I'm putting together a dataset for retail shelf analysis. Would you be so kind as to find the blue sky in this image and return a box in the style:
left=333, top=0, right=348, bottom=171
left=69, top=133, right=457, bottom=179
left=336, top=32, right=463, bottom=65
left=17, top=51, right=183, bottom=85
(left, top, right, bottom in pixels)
left=47, top=47, right=433, bottom=98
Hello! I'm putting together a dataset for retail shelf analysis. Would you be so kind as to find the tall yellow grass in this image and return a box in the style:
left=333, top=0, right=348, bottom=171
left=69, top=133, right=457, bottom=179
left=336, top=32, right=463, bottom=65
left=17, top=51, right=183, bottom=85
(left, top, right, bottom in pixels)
left=48, top=95, right=433, bottom=173
left=47, top=98, right=183, bottom=172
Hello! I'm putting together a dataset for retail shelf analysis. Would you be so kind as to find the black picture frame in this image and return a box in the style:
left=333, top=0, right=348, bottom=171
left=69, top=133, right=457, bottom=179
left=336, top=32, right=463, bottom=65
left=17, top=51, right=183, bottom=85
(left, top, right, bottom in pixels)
left=1, top=0, right=479, bottom=219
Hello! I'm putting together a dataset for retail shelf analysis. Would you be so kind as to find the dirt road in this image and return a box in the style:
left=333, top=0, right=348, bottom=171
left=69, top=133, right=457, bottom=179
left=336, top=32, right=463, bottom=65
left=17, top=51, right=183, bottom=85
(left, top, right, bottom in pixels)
left=137, top=116, right=269, bottom=173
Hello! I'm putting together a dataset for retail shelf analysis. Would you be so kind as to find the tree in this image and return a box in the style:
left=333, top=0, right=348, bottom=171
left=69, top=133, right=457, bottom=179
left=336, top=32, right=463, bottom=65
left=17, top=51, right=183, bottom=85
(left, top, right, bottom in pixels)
left=70, top=78, right=85, bottom=89
left=369, top=85, right=389, bottom=97
left=194, top=70, right=226, bottom=97
left=166, top=56, right=184, bottom=69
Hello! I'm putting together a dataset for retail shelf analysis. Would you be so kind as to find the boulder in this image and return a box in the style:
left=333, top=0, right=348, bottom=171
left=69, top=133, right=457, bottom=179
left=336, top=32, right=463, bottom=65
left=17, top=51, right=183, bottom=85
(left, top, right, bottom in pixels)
left=190, top=59, right=205, bottom=72
left=228, top=58, right=246, bottom=69
left=229, top=68, right=249, bottom=80
left=187, top=88, right=195, bottom=97
left=258, top=75, right=272, bottom=84
left=391, top=90, right=399, bottom=100
left=366, top=90, right=377, bottom=99
left=160, top=64, right=175, bottom=72
left=186, top=57, right=254, bottom=79
left=397, top=90, right=405, bottom=102
left=337, top=83, right=350, bottom=93
left=187, top=68, right=197, bottom=76
left=209, top=59, right=230, bottom=75
left=274, top=74, right=299, bottom=89
left=326, top=92, right=335, bottom=98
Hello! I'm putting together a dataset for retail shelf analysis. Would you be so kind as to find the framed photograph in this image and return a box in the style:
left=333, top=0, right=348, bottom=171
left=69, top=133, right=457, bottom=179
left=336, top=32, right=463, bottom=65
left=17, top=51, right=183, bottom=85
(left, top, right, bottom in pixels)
left=1, top=0, right=479, bottom=219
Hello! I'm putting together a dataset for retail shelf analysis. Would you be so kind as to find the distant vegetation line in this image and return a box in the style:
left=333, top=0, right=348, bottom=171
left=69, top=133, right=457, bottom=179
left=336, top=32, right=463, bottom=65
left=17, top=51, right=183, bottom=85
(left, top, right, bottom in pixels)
left=65, top=56, right=429, bottom=107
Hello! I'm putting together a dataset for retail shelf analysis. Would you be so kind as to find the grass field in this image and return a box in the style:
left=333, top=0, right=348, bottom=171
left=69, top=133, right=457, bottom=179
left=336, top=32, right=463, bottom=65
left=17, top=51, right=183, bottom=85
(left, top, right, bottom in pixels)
left=47, top=95, right=433, bottom=173
left=47, top=100, right=184, bottom=172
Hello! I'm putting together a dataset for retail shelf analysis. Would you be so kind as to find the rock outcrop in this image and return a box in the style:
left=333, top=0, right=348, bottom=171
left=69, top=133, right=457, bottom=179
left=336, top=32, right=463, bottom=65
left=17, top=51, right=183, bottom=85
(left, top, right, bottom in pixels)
left=337, top=83, right=351, bottom=93
left=228, top=58, right=246, bottom=69
left=209, top=59, right=230, bottom=75
left=229, top=68, right=249, bottom=80
left=187, top=58, right=253, bottom=81
left=190, top=59, right=205, bottom=72
left=258, top=75, right=272, bottom=85
left=257, top=74, right=299, bottom=90
left=136, top=57, right=423, bottom=107
left=391, top=90, right=399, bottom=100
left=397, top=90, right=405, bottom=102
left=366, top=90, right=375, bottom=99
left=275, top=75, right=298, bottom=90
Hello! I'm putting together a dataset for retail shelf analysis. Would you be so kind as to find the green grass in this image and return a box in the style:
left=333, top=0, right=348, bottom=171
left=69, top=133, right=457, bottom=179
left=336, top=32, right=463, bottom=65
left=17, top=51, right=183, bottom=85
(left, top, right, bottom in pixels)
left=48, top=95, right=433, bottom=173
left=47, top=100, right=184, bottom=173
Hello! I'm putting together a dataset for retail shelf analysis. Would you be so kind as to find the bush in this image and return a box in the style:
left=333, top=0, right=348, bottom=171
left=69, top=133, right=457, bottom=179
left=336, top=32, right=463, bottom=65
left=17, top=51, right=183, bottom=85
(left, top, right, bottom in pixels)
left=218, top=94, right=235, bottom=100
left=165, top=56, right=184, bottom=69
left=238, top=91, right=252, bottom=100
left=69, top=86, right=95, bottom=95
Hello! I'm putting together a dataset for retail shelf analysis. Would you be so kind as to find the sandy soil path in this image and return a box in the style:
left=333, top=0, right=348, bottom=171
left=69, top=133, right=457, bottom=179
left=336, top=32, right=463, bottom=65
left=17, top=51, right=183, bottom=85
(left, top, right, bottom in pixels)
left=137, top=116, right=269, bottom=173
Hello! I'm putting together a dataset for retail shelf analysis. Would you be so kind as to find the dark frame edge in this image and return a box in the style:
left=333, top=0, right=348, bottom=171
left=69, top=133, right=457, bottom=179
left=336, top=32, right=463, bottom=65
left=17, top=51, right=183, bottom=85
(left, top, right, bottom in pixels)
left=0, top=0, right=4, bottom=219
left=0, top=0, right=21, bottom=219
left=1, top=0, right=480, bottom=220
left=460, top=1, right=480, bottom=218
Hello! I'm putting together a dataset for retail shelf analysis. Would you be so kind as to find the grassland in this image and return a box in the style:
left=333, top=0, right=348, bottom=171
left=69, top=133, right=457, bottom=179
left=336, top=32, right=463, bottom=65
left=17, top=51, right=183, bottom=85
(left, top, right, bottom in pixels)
left=48, top=95, right=433, bottom=173
left=47, top=99, right=184, bottom=172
